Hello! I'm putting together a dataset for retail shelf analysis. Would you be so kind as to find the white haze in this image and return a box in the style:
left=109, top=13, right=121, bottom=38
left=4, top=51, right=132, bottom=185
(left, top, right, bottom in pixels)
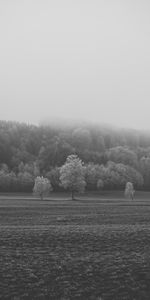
left=0, top=0, right=150, bottom=130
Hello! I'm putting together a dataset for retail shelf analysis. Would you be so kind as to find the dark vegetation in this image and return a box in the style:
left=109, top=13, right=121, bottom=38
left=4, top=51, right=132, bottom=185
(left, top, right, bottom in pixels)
left=0, top=120, right=150, bottom=191
left=1, top=192, right=150, bottom=299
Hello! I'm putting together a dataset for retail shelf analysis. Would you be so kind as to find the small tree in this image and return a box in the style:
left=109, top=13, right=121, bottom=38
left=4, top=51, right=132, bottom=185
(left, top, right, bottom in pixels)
left=60, top=154, right=86, bottom=200
left=124, top=182, right=135, bottom=200
left=33, top=176, right=52, bottom=200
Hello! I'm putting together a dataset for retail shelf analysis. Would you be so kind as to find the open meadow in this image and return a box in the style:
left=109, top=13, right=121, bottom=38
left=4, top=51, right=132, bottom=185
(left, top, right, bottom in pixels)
left=1, top=192, right=150, bottom=299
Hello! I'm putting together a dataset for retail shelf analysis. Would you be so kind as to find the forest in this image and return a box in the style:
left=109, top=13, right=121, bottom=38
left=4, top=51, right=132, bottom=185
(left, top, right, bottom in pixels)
left=0, top=120, right=150, bottom=192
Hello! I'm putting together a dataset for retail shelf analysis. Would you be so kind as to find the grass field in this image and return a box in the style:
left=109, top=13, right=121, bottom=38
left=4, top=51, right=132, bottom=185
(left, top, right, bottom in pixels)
left=1, top=192, right=150, bottom=300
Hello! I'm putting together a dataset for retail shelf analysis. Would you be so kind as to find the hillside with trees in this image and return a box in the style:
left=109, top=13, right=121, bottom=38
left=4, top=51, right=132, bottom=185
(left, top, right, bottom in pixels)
left=0, top=120, right=150, bottom=192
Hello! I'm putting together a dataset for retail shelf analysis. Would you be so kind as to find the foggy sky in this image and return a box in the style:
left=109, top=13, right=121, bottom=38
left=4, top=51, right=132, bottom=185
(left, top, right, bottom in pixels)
left=0, top=0, right=150, bottom=129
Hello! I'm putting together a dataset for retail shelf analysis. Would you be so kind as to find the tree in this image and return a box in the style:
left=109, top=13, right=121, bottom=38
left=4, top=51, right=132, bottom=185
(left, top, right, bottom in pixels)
left=0, top=170, right=18, bottom=192
left=97, top=179, right=104, bottom=191
left=72, top=128, right=91, bottom=151
left=33, top=176, right=52, bottom=200
left=60, top=154, right=86, bottom=200
left=107, top=146, right=138, bottom=169
left=45, top=167, right=61, bottom=191
left=139, top=156, right=150, bottom=189
left=18, top=171, right=34, bottom=192
left=100, top=161, right=143, bottom=190
left=84, top=163, right=104, bottom=190
left=84, top=163, right=99, bottom=190
left=124, top=182, right=135, bottom=200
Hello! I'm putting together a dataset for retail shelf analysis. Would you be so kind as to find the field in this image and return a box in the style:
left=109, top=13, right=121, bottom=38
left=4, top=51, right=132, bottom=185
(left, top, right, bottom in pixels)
left=1, top=192, right=150, bottom=300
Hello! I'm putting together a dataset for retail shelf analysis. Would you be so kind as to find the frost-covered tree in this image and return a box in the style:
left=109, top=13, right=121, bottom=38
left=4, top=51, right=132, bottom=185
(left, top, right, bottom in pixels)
left=60, top=154, right=86, bottom=200
left=33, top=176, right=52, bottom=200
left=124, top=182, right=135, bottom=200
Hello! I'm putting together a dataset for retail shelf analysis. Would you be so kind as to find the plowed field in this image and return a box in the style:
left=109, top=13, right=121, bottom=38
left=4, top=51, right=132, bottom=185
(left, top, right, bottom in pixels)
left=0, top=193, right=150, bottom=299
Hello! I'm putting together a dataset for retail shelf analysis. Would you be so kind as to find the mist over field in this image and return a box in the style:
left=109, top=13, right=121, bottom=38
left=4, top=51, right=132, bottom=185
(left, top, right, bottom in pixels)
left=0, top=0, right=150, bottom=129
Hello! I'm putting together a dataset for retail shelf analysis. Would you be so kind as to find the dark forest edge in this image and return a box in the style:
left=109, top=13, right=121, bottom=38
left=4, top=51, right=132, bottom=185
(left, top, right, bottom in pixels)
left=0, top=119, right=150, bottom=192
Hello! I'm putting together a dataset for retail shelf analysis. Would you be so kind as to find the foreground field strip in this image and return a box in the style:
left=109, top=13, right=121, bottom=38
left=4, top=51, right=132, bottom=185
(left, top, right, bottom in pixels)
left=1, top=201, right=150, bottom=208
left=0, top=224, right=150, bottom=231
left=0, top=196, right=150, bottom=202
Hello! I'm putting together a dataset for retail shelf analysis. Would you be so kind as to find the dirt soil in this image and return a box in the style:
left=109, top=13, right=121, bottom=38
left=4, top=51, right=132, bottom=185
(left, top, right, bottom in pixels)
left=0, top=194, right=150, bottom=299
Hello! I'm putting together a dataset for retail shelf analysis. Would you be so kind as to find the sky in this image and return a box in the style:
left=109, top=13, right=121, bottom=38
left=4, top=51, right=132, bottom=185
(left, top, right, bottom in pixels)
left=0, top=0, right=150, bottom=129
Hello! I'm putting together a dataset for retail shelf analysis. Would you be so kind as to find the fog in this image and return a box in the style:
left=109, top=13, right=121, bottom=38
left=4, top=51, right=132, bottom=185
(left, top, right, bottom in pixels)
left=0, top=0, right=150, bottom=129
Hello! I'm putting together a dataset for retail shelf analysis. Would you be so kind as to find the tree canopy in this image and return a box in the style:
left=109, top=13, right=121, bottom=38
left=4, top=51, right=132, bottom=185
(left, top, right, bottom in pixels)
left=60, top=155, right=86, bottom=200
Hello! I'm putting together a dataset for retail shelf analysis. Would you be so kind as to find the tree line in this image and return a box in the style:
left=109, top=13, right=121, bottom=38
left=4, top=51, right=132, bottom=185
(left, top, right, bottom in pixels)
left=0, top=120, right=150, bottom=192
left=33, top=155, right=136, bottom=200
